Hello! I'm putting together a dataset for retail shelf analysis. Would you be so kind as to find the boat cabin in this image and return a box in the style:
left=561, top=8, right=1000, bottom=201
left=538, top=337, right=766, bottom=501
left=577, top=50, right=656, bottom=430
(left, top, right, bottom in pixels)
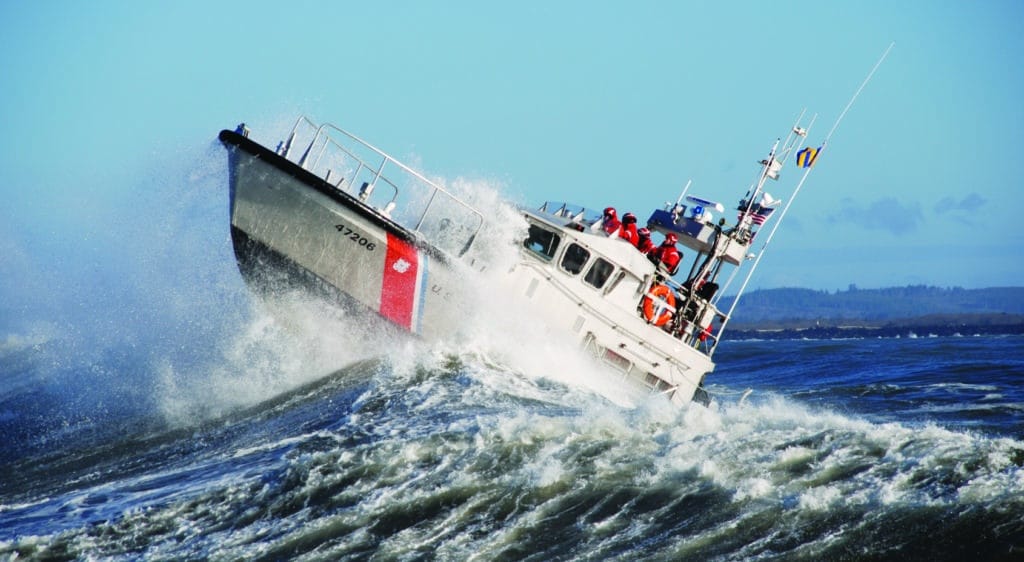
left=521, top=202, right=732, bottom=355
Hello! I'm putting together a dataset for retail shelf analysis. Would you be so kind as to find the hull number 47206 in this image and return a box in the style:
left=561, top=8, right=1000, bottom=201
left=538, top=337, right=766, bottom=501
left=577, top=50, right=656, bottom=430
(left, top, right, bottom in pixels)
left=334, top=224, right=376, bottom=251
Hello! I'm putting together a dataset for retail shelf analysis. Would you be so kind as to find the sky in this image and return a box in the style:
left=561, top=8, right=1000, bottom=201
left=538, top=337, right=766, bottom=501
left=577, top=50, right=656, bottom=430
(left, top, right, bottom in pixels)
left=2, top=0, right=1023, bottom=310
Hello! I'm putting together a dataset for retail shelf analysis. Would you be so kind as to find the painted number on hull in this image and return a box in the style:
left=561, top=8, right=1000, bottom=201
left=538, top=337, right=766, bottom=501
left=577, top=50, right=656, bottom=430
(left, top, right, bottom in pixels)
left=334, top=224, right=376, bottom=251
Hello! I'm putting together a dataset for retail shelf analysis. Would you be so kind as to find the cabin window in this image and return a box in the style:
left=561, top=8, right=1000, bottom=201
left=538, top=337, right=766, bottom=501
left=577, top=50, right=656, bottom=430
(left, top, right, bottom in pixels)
left=644, top=373, right=674, bottom=392
left=523, top=224, right=561, bottom=261
left=583, top=333, right=633, bottom=374
left=560, top=243, right=590, bottom=275
left=603, top=271, right=626, bottom=295
left=584, top=258, right=615, bottom=289
left=602, top=348, right=632, bottom=373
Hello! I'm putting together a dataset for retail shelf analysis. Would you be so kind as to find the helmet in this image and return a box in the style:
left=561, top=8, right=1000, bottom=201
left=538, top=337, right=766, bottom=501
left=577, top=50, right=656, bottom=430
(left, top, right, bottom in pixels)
left=638, top=227, right=650, bottom=237
left=664, top=233, right=678, bottom=245
left=623, top=212, right=637, bottom=224
left=603, top=207, right=617, bottom=217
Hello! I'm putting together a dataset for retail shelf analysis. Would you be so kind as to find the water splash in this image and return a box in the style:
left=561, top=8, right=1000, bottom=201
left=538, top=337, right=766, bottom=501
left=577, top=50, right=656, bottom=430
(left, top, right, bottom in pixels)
left=3, top=335, right=1023, bottom=560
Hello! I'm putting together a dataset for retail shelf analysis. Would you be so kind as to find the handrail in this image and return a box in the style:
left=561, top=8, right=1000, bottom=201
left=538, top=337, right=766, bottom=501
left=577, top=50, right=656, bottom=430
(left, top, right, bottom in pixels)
left=284, top=116, right=486, bottom=257
left=315, top=131, right=400, bottom=205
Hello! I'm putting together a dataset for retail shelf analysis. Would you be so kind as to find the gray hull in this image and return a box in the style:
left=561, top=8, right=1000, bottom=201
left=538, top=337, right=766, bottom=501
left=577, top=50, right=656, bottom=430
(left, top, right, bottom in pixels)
left=220, top=129, right=464, bottom=338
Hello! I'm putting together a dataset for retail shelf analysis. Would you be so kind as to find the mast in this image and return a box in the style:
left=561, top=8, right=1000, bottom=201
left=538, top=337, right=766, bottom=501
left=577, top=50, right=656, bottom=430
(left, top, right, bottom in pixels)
left=718, top=43, right=894, bottom=340
left=736, top=110, right=809, bottom=229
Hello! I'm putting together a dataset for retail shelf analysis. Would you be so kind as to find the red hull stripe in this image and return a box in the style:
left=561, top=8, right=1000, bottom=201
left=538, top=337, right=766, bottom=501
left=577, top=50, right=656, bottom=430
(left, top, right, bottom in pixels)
left=381, top=232, right=420, bottom=331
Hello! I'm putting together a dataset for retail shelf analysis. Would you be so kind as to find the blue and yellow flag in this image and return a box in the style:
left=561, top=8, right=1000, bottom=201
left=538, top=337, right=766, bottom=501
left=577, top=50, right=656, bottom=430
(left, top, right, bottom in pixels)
left=796, top=146, right=821, bottom=168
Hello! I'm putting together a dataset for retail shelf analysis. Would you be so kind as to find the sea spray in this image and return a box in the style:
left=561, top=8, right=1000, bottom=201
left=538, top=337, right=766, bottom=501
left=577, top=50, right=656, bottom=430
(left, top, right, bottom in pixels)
left=3, top=335, right=1022, bottom=560
left=418, top=176, right=654, bottom=407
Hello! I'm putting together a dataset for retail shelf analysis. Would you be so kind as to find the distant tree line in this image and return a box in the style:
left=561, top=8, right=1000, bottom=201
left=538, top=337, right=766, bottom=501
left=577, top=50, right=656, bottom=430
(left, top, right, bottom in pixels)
left=719, top=285, right=1024, bottom=326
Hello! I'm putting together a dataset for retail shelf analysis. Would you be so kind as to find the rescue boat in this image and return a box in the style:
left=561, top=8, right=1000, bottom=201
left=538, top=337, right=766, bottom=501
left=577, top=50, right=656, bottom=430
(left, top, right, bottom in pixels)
left=218, top=114, right=817, bottom=407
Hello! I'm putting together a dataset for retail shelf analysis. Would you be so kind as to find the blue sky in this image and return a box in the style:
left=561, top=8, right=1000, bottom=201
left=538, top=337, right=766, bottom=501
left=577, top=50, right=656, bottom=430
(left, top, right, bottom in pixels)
left=2, top=0, right=1022, bottom=302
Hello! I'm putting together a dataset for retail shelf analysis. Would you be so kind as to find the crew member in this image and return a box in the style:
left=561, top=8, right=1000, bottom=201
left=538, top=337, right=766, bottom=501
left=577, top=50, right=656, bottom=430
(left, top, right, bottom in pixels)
left=619, top=212, right=639, bottom=245
left=649, top=233, right=682, bottom=275
left=636, top=227, right=655, bottom=254
left=601, top=207, right=622, bottom=236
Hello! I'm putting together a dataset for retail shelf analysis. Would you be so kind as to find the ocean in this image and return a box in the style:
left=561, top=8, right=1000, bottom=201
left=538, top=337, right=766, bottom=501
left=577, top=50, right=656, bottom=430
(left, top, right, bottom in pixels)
left=2, top=308, right=1022, bottom=561
left=2, top=139, right=1023, bottom=561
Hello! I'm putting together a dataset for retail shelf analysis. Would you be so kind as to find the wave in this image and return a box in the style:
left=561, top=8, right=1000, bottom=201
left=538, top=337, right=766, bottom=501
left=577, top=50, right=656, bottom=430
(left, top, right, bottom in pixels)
left=4, top=350, right=1023, bottom=559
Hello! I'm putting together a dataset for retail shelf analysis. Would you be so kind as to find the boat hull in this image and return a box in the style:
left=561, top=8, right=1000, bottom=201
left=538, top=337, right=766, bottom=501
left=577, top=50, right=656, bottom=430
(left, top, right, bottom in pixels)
left=221, top=130, right=464, bottom=339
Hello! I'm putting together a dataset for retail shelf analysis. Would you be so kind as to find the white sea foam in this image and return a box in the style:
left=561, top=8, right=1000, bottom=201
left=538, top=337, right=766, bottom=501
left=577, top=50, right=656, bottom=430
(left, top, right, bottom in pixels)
left=0, top=322, right=58, bottom=359
left=155, top=290, right=398, bottom=426
left=6, top=340, right=1024, bottom=560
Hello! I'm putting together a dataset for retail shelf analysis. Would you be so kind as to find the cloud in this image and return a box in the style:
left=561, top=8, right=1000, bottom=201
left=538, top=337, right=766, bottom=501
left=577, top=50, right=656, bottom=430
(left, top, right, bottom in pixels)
left=933, top=192, right=987, bottom=214
left=826, top=197, right=923, bottom=235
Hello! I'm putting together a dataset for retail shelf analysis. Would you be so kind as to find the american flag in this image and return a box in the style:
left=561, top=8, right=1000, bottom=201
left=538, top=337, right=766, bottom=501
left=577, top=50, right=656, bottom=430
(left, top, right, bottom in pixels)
left=738, top=204, right=775, bottom=226
left=751, top=205, right=774, bottom=225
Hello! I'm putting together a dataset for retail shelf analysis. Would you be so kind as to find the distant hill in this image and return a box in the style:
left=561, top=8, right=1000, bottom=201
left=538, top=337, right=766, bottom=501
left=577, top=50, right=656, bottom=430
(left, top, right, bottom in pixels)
left=719, top=286, right=1024, bottom=331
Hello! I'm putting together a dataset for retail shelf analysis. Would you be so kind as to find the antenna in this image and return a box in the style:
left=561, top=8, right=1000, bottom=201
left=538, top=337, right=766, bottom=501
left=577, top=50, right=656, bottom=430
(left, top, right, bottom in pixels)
left=676, top=179, right=693, bottom=206
left=822, top=41, right=895, bottom=147
left=719, top=43, right=894, bottom=338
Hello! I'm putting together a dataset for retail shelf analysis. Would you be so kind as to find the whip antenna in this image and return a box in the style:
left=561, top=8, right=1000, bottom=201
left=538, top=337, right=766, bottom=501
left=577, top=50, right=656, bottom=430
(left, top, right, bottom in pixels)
left=823, top=41, right=895, bottom=147
left=718, top=43, right=894, bottom=337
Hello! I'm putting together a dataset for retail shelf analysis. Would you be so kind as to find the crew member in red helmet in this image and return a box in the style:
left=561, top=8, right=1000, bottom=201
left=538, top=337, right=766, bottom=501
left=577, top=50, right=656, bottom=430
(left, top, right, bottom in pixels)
left=601, top=207, right=622, bottom=236
left=618, top=212, right=639, bottom=245
left=649, top=233, right=682, bottom=275
left=635, top=227, right=655, bottom=254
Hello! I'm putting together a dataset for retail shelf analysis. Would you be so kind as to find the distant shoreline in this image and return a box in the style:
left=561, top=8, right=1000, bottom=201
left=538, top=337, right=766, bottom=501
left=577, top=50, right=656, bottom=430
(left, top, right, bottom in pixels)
left=725, top=314, right=1024, bottom=340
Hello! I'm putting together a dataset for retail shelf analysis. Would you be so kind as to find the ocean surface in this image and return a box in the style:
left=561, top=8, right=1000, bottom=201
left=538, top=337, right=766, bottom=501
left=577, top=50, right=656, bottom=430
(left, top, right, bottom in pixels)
left=2, top=134, right=1023, bottom=561
left=2, top=305, right=1023, bottom=561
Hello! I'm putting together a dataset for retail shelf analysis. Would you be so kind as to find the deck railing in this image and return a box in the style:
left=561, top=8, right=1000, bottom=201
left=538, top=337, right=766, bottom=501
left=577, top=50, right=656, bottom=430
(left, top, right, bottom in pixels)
left=281, top=116, right=485, bottom=257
